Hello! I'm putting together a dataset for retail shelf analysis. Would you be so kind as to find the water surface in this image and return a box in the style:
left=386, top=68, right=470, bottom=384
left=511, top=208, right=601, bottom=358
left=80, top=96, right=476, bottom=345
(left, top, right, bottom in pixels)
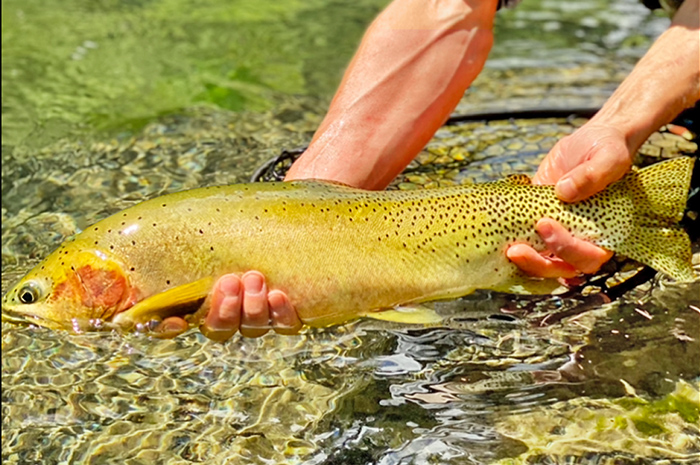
left=2, top=1, right=699, bottom=464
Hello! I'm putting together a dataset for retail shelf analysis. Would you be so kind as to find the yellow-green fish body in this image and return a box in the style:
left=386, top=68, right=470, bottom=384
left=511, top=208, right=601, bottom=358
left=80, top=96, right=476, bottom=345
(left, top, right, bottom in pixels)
left=2, top=157, right=695, bottom=331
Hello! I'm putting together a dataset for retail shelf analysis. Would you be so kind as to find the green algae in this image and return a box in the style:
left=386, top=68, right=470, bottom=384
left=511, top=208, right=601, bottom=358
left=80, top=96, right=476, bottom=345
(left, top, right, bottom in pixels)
left=2, top=0, right=387, bottom=148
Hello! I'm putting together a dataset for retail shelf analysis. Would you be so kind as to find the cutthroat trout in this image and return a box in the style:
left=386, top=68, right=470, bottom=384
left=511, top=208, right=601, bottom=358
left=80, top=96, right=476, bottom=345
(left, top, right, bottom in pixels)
left=2, top=157, right=696, bottom=332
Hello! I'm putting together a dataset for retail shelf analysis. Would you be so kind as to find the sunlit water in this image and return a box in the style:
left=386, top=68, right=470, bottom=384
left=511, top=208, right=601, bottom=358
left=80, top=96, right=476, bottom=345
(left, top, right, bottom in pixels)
left=2, top=1, right=699, bottom=464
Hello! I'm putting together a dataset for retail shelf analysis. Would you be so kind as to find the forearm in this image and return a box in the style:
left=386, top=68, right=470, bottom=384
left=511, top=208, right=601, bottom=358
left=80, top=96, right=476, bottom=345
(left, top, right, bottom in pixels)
left=285, top=0, right=498, bottom=190
left=589, top=0, right=700, bottom=154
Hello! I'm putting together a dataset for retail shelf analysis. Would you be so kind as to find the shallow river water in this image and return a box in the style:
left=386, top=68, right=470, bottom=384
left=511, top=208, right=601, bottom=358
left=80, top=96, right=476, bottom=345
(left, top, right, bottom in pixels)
left=2, top=1, right=699, bottom=464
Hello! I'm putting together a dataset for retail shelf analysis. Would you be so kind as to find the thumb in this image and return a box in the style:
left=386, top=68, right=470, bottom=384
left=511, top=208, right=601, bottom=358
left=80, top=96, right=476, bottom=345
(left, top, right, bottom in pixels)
left=555, top=147, right=631, bottom=203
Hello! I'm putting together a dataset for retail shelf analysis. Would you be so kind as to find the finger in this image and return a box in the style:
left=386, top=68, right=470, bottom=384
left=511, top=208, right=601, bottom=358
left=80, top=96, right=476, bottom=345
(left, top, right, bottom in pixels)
left=240, top=271, right=270, bottom=338
left=506, top=243, right=579, bottom=279
left=533, top=140, right=568, bottom=185
left=153, top=316, right=190, bottom=339
left=554, top=148, right=630, bottom=203
left=201, top=274, right=242, bottom=342
left=268, top=290, right=302, bottom=335
left=536, top=218, right=613, bottom=274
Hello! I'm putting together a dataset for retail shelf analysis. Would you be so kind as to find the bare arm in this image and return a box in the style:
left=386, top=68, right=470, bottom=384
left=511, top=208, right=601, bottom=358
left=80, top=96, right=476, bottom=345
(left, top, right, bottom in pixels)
left=286, top=0, right=498, bottom=189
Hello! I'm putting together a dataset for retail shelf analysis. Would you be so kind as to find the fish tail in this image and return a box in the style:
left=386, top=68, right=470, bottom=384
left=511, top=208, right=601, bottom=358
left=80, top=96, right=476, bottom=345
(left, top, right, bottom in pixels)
left=613, top=157, right=695, bottom=282
left=680, top=155, right=700, bottom=242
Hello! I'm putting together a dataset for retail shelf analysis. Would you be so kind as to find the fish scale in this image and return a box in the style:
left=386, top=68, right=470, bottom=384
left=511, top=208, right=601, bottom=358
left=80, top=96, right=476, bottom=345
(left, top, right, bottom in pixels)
left=2, top=157, right=695, bottom=332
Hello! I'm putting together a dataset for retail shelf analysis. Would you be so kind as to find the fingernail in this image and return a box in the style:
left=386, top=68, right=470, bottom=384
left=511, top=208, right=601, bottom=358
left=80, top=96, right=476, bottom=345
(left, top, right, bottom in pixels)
left=152, top=318, right=188, bottom=339
left=538, top=221, right=554, bottom=240
left=243, top=273, right=264, bottom=293
left=556, top=178, right=577, bottom=202
left=200, top=325, right=236, bottom=343
left=161, top=321, right=180, bottom=332
left=268, top=291, right=287, bottom=312
left=219, top=275, right=240, bottom=297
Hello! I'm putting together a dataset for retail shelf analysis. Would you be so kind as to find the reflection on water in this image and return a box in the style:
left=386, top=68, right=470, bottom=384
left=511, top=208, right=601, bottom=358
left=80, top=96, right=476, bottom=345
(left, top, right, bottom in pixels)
left=2, top=0, right=699, bottom=464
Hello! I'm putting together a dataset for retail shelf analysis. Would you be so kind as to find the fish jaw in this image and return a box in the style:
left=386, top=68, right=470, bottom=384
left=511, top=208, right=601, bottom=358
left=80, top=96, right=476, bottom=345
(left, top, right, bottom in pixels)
left=1, top=244, right=135, bottom=331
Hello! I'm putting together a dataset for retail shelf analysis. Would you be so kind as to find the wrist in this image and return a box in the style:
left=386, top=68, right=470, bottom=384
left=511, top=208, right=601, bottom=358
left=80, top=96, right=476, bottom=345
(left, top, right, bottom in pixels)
left=586, top=112, right=643, bottom=158
left=588, top=11, right=699, bottom=154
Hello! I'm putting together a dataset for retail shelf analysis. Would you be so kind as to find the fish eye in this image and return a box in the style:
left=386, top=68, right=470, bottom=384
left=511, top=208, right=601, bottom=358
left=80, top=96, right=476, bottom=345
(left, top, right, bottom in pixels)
left=18, top=282, right=41, bottom=305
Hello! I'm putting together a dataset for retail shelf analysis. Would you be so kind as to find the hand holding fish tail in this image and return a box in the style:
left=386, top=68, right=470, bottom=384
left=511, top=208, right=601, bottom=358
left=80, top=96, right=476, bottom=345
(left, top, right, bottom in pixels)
left=507, top=0, right=700, bottom=278
left=507, top=218, right=614, bottom=279
left=506, top=124, right=630, bottom=278
left=534, top=124, right=633, bottom=203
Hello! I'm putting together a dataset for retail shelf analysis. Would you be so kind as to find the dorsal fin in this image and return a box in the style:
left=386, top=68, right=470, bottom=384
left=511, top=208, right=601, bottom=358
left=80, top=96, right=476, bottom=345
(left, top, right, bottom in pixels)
left=503, top=174, right=532, bottom=185
left=289, top=179, right=361, bottom=190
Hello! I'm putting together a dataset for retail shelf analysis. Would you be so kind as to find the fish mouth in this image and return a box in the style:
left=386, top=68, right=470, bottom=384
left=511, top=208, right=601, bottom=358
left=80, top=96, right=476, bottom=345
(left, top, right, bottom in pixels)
left=0, top=307, right=108, bottom=332
left=1, top=299, right=64, bottom=329
left=1, top=307, right=45, bottom=326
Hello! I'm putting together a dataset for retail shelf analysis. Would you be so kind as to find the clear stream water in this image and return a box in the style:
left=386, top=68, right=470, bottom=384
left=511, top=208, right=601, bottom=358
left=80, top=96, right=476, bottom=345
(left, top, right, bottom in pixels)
left=2, top=1, right=699, bottom=464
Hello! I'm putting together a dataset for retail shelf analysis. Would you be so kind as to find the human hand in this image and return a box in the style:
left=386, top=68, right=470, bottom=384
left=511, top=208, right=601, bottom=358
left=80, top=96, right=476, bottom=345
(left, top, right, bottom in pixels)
left=507, top=124, right=631, bottom=277
left=155, top=272, right=302, bottom=341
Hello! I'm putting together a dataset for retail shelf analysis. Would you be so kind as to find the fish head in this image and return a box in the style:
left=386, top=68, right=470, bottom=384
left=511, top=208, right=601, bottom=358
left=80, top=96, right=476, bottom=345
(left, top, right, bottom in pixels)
left=2, top=242, right=133, bottom=331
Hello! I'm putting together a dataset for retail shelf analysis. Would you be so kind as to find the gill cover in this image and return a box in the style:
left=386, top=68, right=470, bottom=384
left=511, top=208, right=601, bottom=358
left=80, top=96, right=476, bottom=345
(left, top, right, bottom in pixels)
left=2, top=248, right=131, bottom=329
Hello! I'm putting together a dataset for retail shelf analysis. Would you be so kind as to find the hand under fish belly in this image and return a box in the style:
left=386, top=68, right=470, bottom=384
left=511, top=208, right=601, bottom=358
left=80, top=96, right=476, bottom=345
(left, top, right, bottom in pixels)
left=2, top=157, right=696, bottom=333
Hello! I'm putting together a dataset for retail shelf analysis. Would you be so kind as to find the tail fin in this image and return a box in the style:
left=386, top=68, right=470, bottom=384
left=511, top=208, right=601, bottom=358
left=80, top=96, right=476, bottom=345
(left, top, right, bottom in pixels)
left=613, top=157, right=695, bottom=282
left=680, top=156, right=700, bottom=242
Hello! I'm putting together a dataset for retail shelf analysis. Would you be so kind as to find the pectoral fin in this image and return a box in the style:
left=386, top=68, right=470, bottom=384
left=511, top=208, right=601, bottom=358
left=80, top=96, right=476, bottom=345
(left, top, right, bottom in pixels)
left=112, top=277, right=213, bottom=329
left=366, top=305, right=444, bottom=325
